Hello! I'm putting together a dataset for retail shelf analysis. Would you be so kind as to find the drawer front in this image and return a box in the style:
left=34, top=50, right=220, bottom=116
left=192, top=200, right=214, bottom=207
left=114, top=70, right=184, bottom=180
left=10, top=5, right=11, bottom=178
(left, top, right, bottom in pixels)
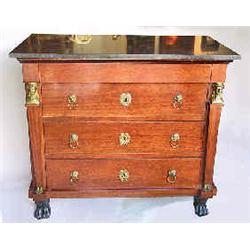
left=42, top=83, right=208, bottom=120
left=39, top=63, right=212, bottom=83
left=44, top=121, right=205, bottom=158
left=46, top=158, right=202, bottom=190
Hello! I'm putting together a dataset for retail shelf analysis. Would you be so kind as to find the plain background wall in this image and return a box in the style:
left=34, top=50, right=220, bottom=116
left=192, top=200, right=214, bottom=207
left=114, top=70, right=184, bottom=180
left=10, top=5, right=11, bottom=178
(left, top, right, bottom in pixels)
left=0, top=27, right=249, bottom=222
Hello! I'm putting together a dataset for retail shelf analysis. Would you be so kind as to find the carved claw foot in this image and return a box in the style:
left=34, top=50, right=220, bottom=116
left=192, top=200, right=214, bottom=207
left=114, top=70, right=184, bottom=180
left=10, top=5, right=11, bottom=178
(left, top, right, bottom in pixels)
left=193, top=196, right=209, bottom=217
left=34, top=199, right=51, bottom=220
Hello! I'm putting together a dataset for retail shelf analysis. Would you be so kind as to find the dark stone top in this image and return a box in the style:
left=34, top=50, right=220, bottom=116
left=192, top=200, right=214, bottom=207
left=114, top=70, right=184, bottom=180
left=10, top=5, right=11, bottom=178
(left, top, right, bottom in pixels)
left=9, top=34, right=240, bottom=62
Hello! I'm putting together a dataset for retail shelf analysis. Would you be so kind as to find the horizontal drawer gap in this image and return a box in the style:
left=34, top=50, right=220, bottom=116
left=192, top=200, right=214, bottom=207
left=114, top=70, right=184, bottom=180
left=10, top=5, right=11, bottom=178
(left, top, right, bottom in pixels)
left=45, top=154, right=205, bottom=159
left=45, top=156, right=204, bottom=161
left=43, top=118, right=206, bottom=124
left=42, top=82, right=210, bottom=84
left=49, top=187, right=202, bottom=192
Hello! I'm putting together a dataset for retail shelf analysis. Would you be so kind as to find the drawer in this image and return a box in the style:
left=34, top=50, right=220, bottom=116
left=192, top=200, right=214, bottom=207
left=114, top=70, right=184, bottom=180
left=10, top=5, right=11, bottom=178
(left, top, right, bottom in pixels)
left=44, top=121, right=205, bottom=158
left=46, top=158, right=202, bottom=190
left=42, top=83, right=208, bottom=120
left=39, top=63, right=212, bottom=83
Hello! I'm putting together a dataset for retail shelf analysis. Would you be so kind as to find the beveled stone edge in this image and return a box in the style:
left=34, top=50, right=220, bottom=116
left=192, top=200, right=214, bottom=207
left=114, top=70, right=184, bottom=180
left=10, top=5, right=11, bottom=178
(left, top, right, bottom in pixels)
left=9, top=52, right=241, bottom=61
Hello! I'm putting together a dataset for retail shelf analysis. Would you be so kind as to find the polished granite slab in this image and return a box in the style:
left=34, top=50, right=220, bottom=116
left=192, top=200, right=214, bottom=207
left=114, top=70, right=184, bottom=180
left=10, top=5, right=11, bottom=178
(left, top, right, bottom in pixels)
left=9, top=34, right=240, bottom=61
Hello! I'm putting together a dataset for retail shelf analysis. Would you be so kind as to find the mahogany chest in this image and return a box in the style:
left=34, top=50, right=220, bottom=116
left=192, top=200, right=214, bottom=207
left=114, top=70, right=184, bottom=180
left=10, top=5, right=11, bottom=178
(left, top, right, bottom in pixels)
left=9, top=34, right=240, bottom=219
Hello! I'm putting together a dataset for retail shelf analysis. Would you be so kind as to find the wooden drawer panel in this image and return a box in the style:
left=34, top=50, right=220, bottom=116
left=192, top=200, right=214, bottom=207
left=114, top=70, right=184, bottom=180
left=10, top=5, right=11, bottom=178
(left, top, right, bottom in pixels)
left=39, top=63, right=212, bottom=83
left=42, top=83, right=208, bottom=120
left=46, top=158, right=202, bottom=190
left=44, top=121, right=205, bottom=158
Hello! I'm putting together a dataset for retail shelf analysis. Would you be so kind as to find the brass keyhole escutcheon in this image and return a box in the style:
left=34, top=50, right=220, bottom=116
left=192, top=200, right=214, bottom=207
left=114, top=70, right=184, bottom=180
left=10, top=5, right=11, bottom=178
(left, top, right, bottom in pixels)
left=120, top=92, right=132, bottom=107
left=167, top=169, right=177, bottom=184
left=119, top=169, right=129, bottom=182
left=170, top=133, right=180, bottom=148
left=119, top=132, right=131, bottom=146
left=69, top=133, right=79, bottom=149
left=70, top=170, right=79, bottom=183
left=67, top=94, right=77, bottom=109
left=173, top=94, right=183, bottom=109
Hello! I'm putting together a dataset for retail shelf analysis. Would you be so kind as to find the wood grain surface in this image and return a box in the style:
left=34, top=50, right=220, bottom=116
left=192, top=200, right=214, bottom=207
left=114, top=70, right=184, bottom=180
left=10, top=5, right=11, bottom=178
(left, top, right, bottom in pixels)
left=39, top=63, right=212, bottom=83
left=44, top=121, right=205, bottom=158
left=22, top=63, right=39, bottom=82
left=29, top=187, right=200, bottom=200
left=202, top=104, right=223, bottom=198
left=19, top=58, right=230, bottom=202
left=46, top=158, right=202, bottom=190
left=42, top=83, right=209, bottom=120
left=26, top=104, right=46, bottom=188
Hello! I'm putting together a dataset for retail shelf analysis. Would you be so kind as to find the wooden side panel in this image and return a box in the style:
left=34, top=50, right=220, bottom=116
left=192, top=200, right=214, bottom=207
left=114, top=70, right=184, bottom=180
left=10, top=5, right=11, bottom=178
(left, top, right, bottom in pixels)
left=46, top=158, right=202, bottom=190
left=22, top=64, right=46, bottom=191
left=211, top=64, right=228, bottom=82
left=204, top=105, right=222, bottom=183
left=44, top=121, right=205, bottom=158
left=201, top=104, right=222, bottom=198
left=22, top=63, right=40, bottom=82
left=200, top=62, right=228, bottom=198
left=39, top=63, right=212, bottom=83
left=42, top=83, right=208, bottom=120
left=26, top=105, right=46, bottom=189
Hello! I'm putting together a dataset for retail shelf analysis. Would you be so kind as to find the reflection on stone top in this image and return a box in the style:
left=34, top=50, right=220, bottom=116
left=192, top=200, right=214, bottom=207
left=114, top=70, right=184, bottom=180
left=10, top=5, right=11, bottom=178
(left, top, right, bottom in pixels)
left=9, top=34, right=240, bottom=61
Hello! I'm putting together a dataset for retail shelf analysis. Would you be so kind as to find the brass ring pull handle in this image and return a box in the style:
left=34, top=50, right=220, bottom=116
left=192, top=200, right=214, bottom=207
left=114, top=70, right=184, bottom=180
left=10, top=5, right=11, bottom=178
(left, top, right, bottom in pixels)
left=69, top=133, right=79, bottom=149
left=120, top=92, right=132, bottom=107
left=119, top=132, right=131, bottom=146
left=69, top=35, right=92, bottom=44
left=70, top=170, right=79, bottom=183
left=170, top=133, right=180, bottom=148
left=173, top=94, right=183, bottom=109
left=167, top=169, right=177, bottom=184
left=119, top=169, right=129, bottom=182
left=67, top=94, right=77, bottom=109
left=112, top=35, right=121, bottom=40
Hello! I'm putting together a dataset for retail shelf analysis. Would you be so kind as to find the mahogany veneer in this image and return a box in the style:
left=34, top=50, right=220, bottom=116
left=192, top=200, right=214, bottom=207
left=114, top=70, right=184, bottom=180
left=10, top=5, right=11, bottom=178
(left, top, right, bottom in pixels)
left=46, top=159, right=202, bottom=190
left=42, top=83, right=208, bottom=120
left=9, top=34, right=240, bottom=219
left=44, top=121, right=205, bottom=158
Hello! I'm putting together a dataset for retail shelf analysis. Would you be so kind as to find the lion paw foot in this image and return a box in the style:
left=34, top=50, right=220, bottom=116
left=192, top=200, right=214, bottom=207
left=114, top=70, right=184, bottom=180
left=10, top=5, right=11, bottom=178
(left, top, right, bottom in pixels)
left=193, top=196, right=209, bottom=217
left=34, top=199, right=51, bottom=220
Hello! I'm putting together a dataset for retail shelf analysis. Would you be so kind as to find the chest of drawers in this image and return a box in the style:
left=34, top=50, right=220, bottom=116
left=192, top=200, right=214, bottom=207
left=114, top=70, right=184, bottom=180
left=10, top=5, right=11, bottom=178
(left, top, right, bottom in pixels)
left=10, top=34, right=240, bottom=219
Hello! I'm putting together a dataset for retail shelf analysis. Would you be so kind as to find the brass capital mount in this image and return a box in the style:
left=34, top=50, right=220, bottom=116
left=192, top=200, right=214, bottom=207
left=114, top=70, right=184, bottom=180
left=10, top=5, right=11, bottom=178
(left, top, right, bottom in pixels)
left=211, top=82, right=224, bottom=105
left=204, top=184, right=212, bottom=192
left=25, top=82, right=40, bottom=105
left=35, top=186, right=44, bottom=195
